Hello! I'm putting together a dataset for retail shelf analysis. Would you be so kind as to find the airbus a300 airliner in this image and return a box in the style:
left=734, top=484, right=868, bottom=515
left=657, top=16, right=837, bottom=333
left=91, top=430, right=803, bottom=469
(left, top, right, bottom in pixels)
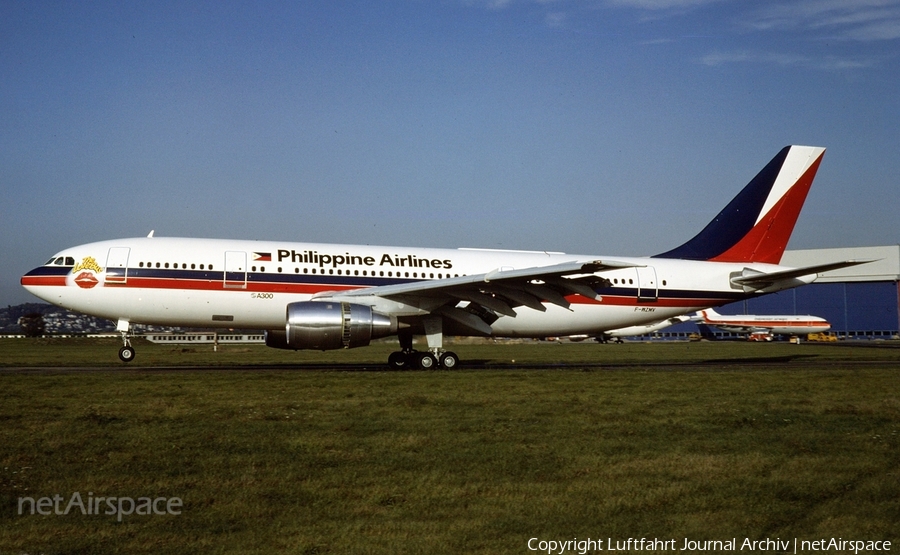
left=21, top=146, right=866, bottom=368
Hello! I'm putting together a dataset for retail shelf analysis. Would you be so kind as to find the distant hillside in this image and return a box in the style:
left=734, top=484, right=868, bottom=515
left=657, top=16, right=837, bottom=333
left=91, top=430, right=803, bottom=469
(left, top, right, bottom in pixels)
left=0, top=303, right=117, bottom=335
left=0, top=304, right=260, bottom=335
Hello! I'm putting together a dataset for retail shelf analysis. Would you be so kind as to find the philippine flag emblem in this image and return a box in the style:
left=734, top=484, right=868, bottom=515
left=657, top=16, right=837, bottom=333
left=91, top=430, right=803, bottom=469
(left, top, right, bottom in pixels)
left=252, top=252, right=272, bottom=262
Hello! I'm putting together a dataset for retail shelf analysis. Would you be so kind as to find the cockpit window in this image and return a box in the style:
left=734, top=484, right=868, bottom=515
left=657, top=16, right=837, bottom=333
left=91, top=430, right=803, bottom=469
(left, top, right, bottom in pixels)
left=45, top=258, right=57, bottom=265
left=66, top=257, right=75, bottom=265
left=46, top=256, right=75, bottom=266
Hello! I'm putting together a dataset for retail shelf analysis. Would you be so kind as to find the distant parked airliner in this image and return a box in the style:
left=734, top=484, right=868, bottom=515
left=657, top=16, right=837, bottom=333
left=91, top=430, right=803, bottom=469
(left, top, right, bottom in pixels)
left=697, top=308, right=830, bottom=336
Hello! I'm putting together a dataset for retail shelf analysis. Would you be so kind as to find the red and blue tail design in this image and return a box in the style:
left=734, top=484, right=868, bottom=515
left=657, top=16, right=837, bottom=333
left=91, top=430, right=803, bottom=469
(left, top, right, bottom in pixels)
left=654, top=145, right=825, bottom=264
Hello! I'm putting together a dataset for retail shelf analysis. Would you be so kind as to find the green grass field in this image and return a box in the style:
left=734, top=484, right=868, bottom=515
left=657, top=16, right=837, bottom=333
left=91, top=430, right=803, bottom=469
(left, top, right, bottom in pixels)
left=1, top=339, right=898, bottom=554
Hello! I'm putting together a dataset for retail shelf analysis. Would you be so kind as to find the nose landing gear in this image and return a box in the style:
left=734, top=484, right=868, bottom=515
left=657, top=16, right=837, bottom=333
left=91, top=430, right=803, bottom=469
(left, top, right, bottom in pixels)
left=116, top=318, right=135, bottom=363
left=118, top=344, right=135, bottom=362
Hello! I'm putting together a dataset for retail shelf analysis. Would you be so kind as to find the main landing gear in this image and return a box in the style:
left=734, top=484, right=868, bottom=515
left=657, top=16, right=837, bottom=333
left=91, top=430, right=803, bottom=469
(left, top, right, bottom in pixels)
left=388, top=348, right=459, bottom=370
left=387, top=318, right=460, bottom=370
left=117, top=318, right=136, bottom=363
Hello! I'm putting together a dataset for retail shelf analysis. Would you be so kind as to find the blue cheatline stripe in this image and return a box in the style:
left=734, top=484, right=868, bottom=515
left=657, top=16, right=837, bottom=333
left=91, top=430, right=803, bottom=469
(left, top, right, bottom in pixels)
left=23, top=266, right=72, bottom=277
left=653, top=146, right=790, bottom=261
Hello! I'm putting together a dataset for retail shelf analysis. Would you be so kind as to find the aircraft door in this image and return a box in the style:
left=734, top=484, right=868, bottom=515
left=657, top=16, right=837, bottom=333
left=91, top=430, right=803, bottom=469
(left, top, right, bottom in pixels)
left=224, top=251, right=247, bottom=289
left=636, top=266, right=658, bottom=302
left=105, top=247, right=131, bottom=284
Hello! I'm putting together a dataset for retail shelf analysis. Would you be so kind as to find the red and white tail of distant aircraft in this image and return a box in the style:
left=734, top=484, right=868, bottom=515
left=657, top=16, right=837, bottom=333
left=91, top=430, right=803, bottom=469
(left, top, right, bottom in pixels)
left=697, top=308, right=830, bottom=336
left=22, top=146, right=870, bottom=368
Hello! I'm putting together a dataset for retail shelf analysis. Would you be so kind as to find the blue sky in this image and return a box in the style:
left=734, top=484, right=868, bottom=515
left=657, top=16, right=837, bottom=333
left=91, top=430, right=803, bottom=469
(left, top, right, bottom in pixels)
left=2, top=0, right=898, bottom=305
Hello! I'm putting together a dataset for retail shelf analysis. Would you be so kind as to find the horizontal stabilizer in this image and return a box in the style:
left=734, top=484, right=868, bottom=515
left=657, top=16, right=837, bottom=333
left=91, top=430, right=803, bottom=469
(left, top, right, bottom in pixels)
left=732, top=259, right=876, bottom=289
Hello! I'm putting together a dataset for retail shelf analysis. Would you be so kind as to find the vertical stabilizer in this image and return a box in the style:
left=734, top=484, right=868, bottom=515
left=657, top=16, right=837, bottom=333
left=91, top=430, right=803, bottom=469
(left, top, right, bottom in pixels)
left=654, top=145, right=825, bottom=264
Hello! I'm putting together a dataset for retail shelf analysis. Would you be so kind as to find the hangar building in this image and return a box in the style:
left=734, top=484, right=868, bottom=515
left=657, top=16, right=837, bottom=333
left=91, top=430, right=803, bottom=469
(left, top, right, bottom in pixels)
left=657, top=245, right=900, bottom=340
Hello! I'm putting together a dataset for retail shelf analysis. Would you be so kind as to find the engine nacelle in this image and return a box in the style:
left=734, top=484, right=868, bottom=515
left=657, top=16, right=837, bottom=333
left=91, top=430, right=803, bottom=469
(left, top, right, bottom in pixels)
left=266, top=301, right=396, bottom=351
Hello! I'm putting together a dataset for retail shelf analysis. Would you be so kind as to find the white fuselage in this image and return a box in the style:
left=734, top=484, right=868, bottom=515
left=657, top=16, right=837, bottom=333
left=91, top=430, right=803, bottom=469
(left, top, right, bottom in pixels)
left=22, top=236, right=808, bottom=338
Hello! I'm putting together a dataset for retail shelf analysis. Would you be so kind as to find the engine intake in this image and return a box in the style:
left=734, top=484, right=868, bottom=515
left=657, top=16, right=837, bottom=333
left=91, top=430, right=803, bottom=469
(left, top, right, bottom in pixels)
left=267, top=301, right=395, bottom=351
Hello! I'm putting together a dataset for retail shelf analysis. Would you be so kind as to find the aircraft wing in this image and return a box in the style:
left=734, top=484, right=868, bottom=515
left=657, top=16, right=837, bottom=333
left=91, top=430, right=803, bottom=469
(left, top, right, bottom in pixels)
left=732, top=259, right=876, bottom=290
left=314, top=259, right=639, bottom=333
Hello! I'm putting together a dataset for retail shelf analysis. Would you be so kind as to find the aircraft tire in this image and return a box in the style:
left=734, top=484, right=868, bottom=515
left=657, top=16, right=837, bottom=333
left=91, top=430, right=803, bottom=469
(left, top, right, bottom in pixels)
left=118, top=346, right=136, bottom=363
left=439, top=351, right=459, bottom=369
left=388, top=351, right=408, bottom=369
left=418, top=353, right=437, bottom=370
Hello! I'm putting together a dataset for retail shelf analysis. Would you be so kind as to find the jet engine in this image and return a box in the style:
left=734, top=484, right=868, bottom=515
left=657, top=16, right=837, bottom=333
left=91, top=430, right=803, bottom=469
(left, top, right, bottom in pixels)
left=266, top=301, right=396, bottom=351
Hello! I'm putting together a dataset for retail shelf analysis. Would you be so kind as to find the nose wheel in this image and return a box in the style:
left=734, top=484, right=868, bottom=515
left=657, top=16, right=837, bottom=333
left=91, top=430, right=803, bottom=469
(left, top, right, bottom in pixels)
left=116, top=318, right=136, bottom=363
left=118, top=345, right=136, bottom=362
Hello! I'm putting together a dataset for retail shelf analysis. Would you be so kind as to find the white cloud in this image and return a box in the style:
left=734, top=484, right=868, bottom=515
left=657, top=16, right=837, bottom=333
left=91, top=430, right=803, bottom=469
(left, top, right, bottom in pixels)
left=545, top=11, right=567, bottom=27
left=605, top=0, right=723, bottom=9
left=700, top=50, right=808, bottom=67
left=700, top=50, right=879, bottom=70
left=746, top=0, right=900, bottom=41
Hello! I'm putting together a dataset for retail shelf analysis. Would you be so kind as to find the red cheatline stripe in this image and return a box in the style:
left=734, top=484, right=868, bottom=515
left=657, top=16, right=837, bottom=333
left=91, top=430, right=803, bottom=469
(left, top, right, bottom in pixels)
left=704, top=318, right=829, bottom=327
left=20, top=276, right=67, bottom=287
